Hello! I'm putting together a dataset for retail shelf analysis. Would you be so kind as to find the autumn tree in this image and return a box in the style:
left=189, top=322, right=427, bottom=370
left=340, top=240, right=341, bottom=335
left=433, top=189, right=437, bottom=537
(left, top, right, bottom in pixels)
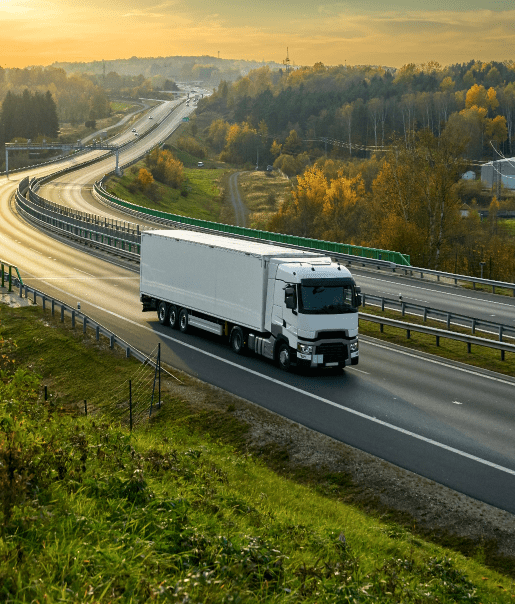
left=368, top=130, right=466, bottom=268
left=145, top=148, right=184, bottom=188
left=321, top=173, right=365, bottom=243
left=268, top=165, right=327, bottom=237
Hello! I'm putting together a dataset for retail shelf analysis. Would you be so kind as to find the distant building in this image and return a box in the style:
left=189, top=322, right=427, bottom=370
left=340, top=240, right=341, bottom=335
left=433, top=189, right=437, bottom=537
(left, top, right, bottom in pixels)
left=481, top=157, right=515, bottom=190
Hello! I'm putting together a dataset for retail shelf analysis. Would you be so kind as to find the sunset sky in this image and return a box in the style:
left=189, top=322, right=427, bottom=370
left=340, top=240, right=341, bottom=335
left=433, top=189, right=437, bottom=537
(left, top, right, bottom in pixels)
left=1, top=0, right=514, bottom=69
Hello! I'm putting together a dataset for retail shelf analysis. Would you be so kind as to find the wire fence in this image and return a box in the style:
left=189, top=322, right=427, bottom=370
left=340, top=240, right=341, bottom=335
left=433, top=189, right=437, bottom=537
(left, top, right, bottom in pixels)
left=102, top=344, right=163, bottom=429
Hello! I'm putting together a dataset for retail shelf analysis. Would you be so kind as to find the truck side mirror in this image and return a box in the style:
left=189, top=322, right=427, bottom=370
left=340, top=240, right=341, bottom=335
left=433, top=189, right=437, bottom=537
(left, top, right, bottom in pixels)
left=284, top=286, right=297, bottom=309
left=354, top=286, right=362, bottom=307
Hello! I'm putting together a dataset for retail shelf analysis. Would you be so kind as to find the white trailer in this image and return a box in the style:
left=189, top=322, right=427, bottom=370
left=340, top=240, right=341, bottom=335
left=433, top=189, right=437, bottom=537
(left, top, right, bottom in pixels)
left=140, top=230, right=361, bottom=371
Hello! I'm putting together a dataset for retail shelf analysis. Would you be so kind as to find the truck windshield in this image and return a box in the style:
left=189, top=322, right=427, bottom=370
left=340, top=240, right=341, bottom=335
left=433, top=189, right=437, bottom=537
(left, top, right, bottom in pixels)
left=299, top=284, right=357, bottom=314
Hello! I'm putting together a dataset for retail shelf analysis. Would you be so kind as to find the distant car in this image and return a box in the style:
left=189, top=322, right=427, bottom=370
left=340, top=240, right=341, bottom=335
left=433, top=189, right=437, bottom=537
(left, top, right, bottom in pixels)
left=197, top=161, right=204, bottom=167
left=132, top=128, right=136, bottom=132
left=134, top=132, right=139, bottom=136
left=266, top=165, right=274, bottom=171
left=149, top=115, right=153, bottom=119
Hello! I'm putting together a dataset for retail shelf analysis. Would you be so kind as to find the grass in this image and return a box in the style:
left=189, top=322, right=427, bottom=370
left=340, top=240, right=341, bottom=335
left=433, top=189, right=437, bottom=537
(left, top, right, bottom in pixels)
left=1, top=300, right=515, bottom=601
left=359, top=302, right=515, bottom=377
left=236, top=170, right=292, bottom=230
left=105, top=162, right=234, bottom=223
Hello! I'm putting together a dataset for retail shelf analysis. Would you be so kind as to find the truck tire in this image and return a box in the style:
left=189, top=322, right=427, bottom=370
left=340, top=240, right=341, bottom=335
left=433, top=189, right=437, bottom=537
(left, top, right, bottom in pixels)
left=179, top=308, right=189, bottom=333
left=157, top=302, right=168, bottom=325
left=230, top=326, right=245, bottom=355
left=351, top=357, right=359, bottom=366
left=168, top=305, right=179, bottom=329
left=276, top=341, right=292, bottom=372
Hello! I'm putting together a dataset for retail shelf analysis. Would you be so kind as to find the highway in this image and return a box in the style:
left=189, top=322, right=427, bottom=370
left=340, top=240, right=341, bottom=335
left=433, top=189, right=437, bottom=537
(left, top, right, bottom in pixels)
left=1, top=97, right=515, bottom=514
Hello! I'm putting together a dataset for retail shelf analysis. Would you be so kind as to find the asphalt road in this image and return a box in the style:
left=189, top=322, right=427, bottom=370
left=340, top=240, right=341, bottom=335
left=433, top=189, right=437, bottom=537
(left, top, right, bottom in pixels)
left=1, top=100, right=515, bottom=514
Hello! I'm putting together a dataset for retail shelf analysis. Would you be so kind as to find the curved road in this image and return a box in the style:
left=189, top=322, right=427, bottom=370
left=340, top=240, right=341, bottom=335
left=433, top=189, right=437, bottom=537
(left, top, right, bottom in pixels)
left=1, top=102, right=515, bottom=514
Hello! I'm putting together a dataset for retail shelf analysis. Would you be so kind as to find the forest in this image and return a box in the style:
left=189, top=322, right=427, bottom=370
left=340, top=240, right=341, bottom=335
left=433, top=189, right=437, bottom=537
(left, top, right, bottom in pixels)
left=0, top=65, right=111, bottom=136
left=193, top=60, right=515, bottom=280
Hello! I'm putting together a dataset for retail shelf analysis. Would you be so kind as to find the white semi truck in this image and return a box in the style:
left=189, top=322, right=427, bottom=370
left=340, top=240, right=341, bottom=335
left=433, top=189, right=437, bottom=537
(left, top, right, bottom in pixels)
left=140, top=230, right=362, bottom=371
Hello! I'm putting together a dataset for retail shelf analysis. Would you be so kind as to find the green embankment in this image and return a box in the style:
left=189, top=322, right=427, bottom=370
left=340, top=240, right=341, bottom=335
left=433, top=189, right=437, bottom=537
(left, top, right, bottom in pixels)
left=106, top=163, right=231, bottom=223
left=1, top=301, right=514, bottom=602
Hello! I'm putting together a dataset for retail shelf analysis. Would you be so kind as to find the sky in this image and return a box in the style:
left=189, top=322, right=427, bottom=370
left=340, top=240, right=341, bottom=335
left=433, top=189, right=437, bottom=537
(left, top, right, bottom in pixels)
left=1, top=0, right=514, bottom=69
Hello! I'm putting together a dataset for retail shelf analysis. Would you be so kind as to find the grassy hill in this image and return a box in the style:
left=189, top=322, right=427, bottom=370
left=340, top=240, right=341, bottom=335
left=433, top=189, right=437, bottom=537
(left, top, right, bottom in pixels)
left=0, top=298, right=514, bottom=602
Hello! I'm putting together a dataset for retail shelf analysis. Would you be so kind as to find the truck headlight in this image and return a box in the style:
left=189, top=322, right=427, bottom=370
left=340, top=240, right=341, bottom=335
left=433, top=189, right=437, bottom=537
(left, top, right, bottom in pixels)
left=297, top=343, right=313, bottom=355
left=350, top=341, right=359, bottom=352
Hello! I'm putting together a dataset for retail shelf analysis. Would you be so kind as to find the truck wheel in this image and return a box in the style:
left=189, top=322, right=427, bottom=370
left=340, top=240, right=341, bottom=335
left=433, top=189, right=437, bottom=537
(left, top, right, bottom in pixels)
left=157, top=302, right=168, bottom=325
left=351, top=357, right=359, bottom=366
left=168, top=305, right=179, bottom=329
left=276, top=342, right=292, bottom=372
left=230, top=326, right=245, bottom=355
left=179, top=308, right=189, bottom=333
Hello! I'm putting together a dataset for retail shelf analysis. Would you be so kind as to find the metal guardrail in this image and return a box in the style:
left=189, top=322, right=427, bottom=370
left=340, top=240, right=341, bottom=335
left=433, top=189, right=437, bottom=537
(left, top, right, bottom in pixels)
left=362, top=294, right=515, bottom=340
left=390, top=265, right=515, bottom=297
left=360, top=313, right=515, bottom=361
left=16, top=189, right=140, bottom=261
left=0, top=261, right=24, bottom=291
left=15, top=282, right=151, bottom=363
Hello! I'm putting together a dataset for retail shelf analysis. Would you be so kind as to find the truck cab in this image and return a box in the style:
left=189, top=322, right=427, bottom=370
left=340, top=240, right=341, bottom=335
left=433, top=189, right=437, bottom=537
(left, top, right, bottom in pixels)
left=260, top=257, right=361, bottom=371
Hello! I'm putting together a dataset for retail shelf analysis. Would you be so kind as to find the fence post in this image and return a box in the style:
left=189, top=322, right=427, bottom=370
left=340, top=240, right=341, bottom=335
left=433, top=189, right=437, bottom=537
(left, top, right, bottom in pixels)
left=129, top=380, right=133, bottom=432
left=158, top=343, right=161, bottom=409
left=499, top=326, right=503, bottom=342
left=423, top=308, right=427, bottom=322
left=61, top=305, right=65, bottom=322
left=406, top=329, right=410, bottom=339
left=83, top=316, right=87, bottom=334
left=96, top=325, right=100, bottom=341
left=446, top=313, right=451, bottom=330
left=471, top=318, right=476, bottom=335
left=84, top=400, right=87, bottom=416
left=381, top=297, right=385, bottom=311
left=110, top=334, right=114, bottom=349
left=71, top=310, right=75, bottom=328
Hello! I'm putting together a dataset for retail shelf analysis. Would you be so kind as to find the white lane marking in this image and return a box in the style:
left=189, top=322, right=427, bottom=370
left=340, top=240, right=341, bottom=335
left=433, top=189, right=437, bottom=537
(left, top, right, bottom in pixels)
left=348, top=367, right=369, bottom=374
left=73, top=268, right=95, bottom=277
left=364, top=338, right=515, bottom=386
left=358, top=275, right=515, bottom=309
left=452, top=401, right=463, bottom=405
left=33, top=277, right=515, bottom=478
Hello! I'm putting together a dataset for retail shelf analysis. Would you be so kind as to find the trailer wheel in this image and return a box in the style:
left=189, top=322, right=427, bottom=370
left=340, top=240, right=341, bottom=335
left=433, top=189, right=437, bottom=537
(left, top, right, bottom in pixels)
left=276, top=342, right=292, bottom=372
left=157, top=302, right=168, bottom=325
left=179, top=308, right=189, bottom=333
left=230, top=326, right=245, bottom=355
left=168, top=305, right=179, bottom=329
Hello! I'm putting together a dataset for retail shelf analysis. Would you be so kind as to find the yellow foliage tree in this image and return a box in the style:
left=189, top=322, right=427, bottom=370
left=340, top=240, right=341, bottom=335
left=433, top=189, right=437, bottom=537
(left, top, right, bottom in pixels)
left=321, top=173, right=365, bottom=243
left=138, top=168, right=154, bottom=190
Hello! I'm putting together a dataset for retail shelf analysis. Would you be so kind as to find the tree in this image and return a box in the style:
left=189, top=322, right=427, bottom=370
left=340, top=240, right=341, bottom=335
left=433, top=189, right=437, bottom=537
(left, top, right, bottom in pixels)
left=369, top=130, right=466, bottom=268
left=271, top=166, right=327, bottom=237
left=138, top=168, right=154, bottom=190
left=321, top=173, right=365, bottom=242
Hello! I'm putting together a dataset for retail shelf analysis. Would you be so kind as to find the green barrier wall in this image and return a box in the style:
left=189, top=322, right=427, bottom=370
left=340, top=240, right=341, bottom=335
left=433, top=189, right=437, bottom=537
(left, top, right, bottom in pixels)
left=95, top=183, right=411, bottom=266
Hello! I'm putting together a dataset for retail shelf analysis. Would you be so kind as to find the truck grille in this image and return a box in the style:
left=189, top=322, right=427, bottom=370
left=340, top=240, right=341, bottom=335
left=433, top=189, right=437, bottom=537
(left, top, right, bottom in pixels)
left=316, top=342, right=347, bottom=363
